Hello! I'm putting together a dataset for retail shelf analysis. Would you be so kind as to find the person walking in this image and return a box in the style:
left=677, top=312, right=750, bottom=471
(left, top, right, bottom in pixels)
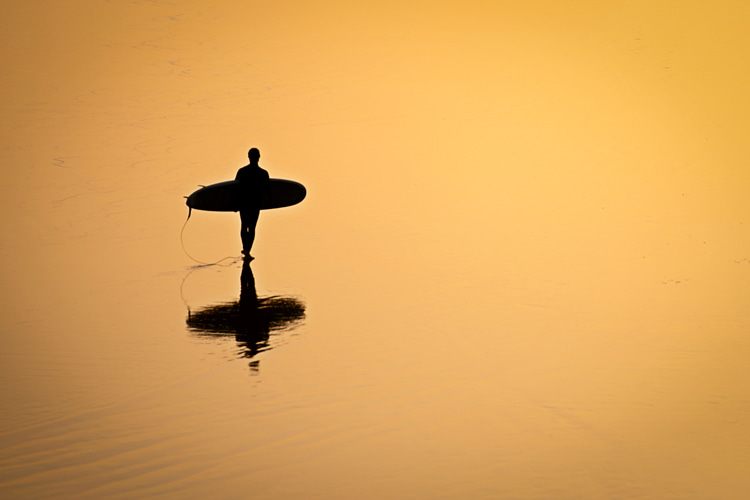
left=235, top=148, right=271, bottom=258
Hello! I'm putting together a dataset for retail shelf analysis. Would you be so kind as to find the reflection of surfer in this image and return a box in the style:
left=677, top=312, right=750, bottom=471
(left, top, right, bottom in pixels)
left=184, top=256, right=306, bottom=367
left=237, top=257, right=271, bottom=358
left=240, top=255, right=258, bottom=309
left=235, top=148, right=271, bottom=258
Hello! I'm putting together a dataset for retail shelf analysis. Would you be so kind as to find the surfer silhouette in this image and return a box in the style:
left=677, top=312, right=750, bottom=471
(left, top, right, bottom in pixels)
left=235, top=148, right=271, bottom=258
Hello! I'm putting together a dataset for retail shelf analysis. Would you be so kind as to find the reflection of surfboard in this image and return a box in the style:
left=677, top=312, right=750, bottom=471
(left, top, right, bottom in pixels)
left=186, top=179, right=306, bottom=212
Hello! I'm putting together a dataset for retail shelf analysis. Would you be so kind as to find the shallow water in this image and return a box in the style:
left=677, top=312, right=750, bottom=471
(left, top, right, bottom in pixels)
left=2, top=1, right=750, bottom=498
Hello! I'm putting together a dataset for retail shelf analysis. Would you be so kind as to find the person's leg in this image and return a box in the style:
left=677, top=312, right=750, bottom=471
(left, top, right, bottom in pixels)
left=240, top=209, right=260, bottom=254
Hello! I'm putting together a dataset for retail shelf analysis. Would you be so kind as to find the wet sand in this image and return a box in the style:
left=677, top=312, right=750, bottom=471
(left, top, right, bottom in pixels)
left=1, top=2, right=749, bottom=498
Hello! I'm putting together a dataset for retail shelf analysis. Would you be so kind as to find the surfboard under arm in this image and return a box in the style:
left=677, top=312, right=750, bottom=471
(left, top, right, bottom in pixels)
left=186, top=179, right=306, bottom=212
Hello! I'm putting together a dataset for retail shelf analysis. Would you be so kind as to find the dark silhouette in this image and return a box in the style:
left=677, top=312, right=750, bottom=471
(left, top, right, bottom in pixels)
left=186, top=257, right=306, bottom=367
left=235, top=148, right=271, bottom=258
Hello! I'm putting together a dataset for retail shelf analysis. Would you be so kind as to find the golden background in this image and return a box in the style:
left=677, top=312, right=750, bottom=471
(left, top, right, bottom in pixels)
left=1, top=1, right=749, bottom=498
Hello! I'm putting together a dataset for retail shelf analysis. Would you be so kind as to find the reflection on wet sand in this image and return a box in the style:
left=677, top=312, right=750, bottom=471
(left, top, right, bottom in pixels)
left=186, top=258, right=305, bottom=367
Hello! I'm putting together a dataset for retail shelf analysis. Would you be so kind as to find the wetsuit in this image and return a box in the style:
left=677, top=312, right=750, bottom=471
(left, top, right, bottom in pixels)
left=235, top=163, right=270, bottom=254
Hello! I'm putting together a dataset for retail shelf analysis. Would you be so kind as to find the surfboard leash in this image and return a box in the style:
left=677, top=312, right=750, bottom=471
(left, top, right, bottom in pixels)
left=180, top=206, right=238, bottom=267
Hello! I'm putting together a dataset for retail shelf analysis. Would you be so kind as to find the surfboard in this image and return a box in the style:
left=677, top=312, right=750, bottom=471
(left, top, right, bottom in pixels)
left=186, top=179, right=306, bottom=212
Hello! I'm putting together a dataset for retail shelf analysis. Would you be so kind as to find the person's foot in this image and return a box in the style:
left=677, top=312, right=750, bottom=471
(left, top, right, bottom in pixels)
left=241, top=249, right=254, bottom=260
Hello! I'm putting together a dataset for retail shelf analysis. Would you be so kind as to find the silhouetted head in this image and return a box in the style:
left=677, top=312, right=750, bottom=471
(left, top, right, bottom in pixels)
left=248, top=148, right=260, bottom=164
